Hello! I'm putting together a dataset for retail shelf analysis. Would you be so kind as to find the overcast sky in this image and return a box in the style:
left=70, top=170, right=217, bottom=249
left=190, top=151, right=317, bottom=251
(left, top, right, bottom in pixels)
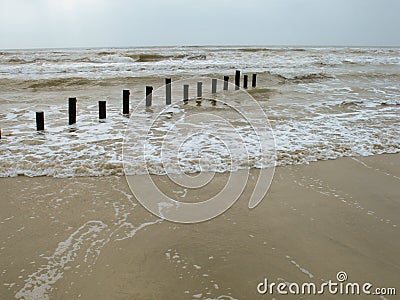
left=0, top=0, right=399, bottom=49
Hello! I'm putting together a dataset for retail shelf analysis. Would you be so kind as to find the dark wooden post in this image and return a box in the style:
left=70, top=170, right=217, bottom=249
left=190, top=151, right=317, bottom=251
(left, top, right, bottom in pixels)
left=165, top=78, right=172, bottom=105
left=146, top=86, right=153, bottom=107
left=235, top=70, right=240, bottom=90
left=99, top=101, right=106, bottom=119
left=36, top=112, right=44, bottom=131
left=252, top=74, right=257, bottom=88
left=183, top=84, right=189, bottom=103
left=123, top=90, right=130, bottom=114
left=243, top=75, right=248, bottom=89
left=68, top=97, right=76, bottom=125
left=223, top=76, right=229, bottom=90
left=197, top=82, right=202, bottom=99
left=212, top=78, right=217, bottom=94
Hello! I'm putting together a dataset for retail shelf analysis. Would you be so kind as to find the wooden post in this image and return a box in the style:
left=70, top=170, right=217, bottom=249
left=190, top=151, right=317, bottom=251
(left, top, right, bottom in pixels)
left=243, top=75, right=248, bottom=89
left=165, top=78, right=172, bottom=105
left=197, top=82, right=202, bottom=99
left=123, top=89, right=130, bottom=114
left=146, top=86, right=153, bottom=107
left=99, top=101, right=106, bottom=119
left=252, top=74, right=257, bottom=88
left=183, top=84, right=189, bottom=103
left=223, top=76, right=229, bottom=90
left=235, top=70, right=240, bottom=90
left=68, top=97, right=76, bottom=125
left=212, top=78, right=217, bottom=94
left=36, top=112, right=44, bottom=131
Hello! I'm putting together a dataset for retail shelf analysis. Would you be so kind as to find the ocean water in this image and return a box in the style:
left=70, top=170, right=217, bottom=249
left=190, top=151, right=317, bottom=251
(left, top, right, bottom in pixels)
left=0, top=46, right=399, bottom=177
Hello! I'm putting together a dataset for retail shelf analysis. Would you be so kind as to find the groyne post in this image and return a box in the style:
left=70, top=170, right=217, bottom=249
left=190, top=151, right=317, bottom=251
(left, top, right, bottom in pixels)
left=99, top=101, right=106, bottom=119
left=243, top=75, right=248, bottom=89
left=146, top=86, right=153, bottom=107
left=183, top=84, right=189, bottom=103
left=223, top=76, right=229, bottom=90
left=166, top=78, right=172, bottom=105
left=212, top=78, right=217, bottom=94
left=36, top=112, right=44, bottom=131
left=123, top=90, right=130, bottom=114
left=235, top=70, right=240, bottom=90
left=68, top=97, right=77, bottom=125
left=252, top=74, right=257, bottom=88
left=197, top=82, right=202, bottom=99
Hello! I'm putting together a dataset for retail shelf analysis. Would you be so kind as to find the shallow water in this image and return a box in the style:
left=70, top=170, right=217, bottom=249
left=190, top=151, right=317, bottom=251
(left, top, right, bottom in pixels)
left=0, top=46, right=399, bottom=177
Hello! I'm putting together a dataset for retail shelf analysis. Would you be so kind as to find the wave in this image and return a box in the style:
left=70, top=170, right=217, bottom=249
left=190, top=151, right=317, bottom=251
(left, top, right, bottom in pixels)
left=238, top=48, right=307, bottom=53
left=89, top=54, right=135, bottom=63
left=0, top=159, right=123, bottom=178
left=342, top=60, right=359, bottom=65
left=238, top=48, right=266, bottom=53
left=0, top=53, right=207, bottom=65
left=0, top=77, right=142, bottom=91
left=186, top=54, right=207, bottom=60
left=0, top=56, right=87, bottom=64
left=2, top=58, right=28, bottom=64
left=0, top=55, right=132, bottom=64
left=0, top=70, right=397, bottom=91
left=380, top=101, right=400, bottom=106
left=1, top=147, right=399, bottom=178
left=27, top=78, right=95, bottom=88
left=284, top=73, right=335, bottom=83
left=133, top=53, right=172, bottom=62
left=1, top=99, right=398, bottom=178
left=313, top=62, right=338, bottom=67
left=127, top=53, right=207, bottom=62
left=338, top=72, right=400, bottom=80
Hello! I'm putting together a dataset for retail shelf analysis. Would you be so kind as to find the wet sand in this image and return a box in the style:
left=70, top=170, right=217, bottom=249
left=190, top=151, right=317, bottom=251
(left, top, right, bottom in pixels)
left=0, top=154, right=399, bottom=299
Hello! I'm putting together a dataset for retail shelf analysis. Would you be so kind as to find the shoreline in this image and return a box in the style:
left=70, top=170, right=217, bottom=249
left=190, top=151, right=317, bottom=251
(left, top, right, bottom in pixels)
left=1, top=153, right=399, bottom=299
left=0, top=151, right=398, bottom=179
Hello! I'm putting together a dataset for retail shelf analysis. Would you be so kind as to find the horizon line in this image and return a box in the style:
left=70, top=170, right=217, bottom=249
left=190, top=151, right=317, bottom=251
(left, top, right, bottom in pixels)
left=1, top=44, right=399, bottom=51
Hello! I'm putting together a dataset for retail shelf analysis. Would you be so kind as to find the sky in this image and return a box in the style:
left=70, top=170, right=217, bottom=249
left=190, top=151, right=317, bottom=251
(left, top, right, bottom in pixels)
left=0, top=0, right=399, bottom=49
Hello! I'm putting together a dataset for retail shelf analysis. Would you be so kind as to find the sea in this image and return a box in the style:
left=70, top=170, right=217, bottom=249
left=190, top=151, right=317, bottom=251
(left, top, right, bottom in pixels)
left=0, top=46, right=399, bottom=177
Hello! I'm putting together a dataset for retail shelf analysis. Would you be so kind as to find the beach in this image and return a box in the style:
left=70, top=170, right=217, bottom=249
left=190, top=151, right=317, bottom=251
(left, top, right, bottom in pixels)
left=0, top=154, right=399, bottom=299
left=0, top=46, right=399, bottom=299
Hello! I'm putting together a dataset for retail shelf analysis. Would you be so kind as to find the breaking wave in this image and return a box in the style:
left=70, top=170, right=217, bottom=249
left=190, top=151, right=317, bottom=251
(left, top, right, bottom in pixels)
left=0, top=46, right=399, bottom=177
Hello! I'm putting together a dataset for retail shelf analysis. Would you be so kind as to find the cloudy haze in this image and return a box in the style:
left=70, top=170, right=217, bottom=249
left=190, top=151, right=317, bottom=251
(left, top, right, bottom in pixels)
left=0, top=0, right=399, bottom=49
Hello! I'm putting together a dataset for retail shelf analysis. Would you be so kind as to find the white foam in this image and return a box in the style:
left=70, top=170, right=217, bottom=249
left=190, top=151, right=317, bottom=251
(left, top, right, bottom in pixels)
left=1, top=47, right=399, bottom=177
left=286, top=255, right=314, bottom=279
left=15, top=220, right=108, bottom=300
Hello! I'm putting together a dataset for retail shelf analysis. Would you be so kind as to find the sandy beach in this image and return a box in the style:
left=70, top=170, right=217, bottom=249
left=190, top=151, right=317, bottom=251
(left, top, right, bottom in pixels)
left=1, top=0, right=399, bottom=297
left=1, top=46, right=399, bottom=299
left=1, top=153, right=399, bottom=299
